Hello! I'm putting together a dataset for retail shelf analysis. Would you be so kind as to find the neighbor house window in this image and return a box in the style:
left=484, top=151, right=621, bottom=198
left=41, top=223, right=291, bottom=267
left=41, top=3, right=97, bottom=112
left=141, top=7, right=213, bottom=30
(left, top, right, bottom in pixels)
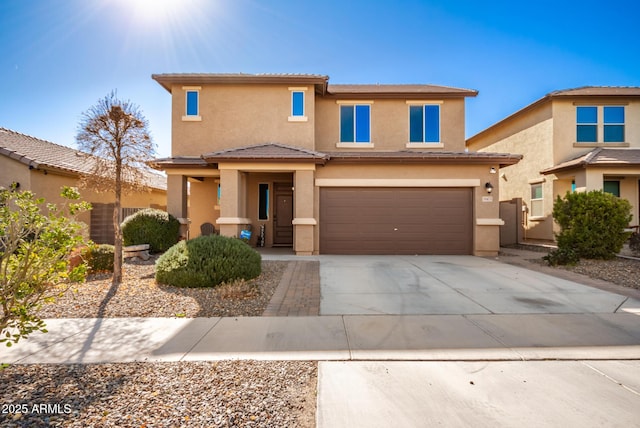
left=258, top=183, right=269, bottom=220
left=409, top=104, right=440, bottom=143
left=604, top=106, right=625, bottom=142
left=530, top=183, right=543, bottom=217
left=340, top=104, right=371, bottom=143
left=576, top=106, right=597, bottom=142
left=182, top=86, right=201, bottom=121
left=576, top=105, right=625, bottom=143
left=603, top=180, right=620, bottom=197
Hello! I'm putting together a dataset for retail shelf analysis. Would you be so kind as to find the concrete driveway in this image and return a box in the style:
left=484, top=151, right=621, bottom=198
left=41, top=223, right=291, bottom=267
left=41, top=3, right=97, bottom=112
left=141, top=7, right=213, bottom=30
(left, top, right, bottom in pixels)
left=320, top=255, right=639, bottom=315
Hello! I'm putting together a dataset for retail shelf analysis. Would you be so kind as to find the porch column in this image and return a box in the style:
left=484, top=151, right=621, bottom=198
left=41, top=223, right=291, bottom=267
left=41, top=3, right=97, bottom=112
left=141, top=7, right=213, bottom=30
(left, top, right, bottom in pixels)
left=167, top=174, right=189, bottom=239
left=217, top=168, right=250, bottom=238
left=292, top=169, right=316, bottom=255
left=584, top=170, right=604, bottom=191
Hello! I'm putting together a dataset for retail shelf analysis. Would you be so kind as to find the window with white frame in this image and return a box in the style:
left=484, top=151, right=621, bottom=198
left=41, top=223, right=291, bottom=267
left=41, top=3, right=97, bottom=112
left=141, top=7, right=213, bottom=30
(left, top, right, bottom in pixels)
left=530, top=183, right=543, bottom=217
left=292, top=91, right=304, bottom=116
left=340, top=104, right=371, bottom=143
left=182, top=86, right=201, bottom=121
left=409, top=104, right=440, bottom=143
left=576, top=105, right=625, bottom=143
left=288, top=87, right=308, bottom=121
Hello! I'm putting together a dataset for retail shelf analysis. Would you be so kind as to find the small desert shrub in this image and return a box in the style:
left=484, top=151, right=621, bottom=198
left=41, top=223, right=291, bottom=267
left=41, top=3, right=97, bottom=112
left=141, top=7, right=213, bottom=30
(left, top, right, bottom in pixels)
left=543, top=247, right=579, bottom=266
left=122, top=208, right=180, bottom=253
left=87, top=244, right=114, bottom=273
left=215, top=279, right=260, bottom=299
left=552, top=190, right=632, bottom=262
left=155, top=234, right=261, bottom=288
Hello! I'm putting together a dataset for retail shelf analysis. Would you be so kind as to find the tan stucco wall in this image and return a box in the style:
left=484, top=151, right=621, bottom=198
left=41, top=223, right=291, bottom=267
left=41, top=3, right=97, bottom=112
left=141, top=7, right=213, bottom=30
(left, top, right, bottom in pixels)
left=467, top=103, right=554, bottom=240
left=315, top=98, right=467, bottom=152
left=171, top=84, right=316, bottom=156
left=188, top=177, right=221, bottom=237
left=0, top=156, right=32, bottom=190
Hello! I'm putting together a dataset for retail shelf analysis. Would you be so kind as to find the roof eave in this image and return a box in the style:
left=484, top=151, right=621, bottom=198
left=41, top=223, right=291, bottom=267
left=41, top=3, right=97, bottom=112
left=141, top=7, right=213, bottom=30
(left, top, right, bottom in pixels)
left=152, top=74, right=329, bottom=93
left=327, top=153, right=522, bottom=167
left=202, top=156, right=328, bottom=165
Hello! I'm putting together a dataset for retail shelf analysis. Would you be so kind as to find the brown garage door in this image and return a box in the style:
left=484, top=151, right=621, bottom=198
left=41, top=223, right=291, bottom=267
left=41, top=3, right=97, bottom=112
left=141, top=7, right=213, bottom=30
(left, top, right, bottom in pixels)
left=320, top=187, right=473, bottom=255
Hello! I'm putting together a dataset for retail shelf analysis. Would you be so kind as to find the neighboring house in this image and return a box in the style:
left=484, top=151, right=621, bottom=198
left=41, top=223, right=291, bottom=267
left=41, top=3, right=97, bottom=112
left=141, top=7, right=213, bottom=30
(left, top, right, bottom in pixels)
left=0, top=127, right=167, bottom=244
left=150, top=73, right=521, bottom=256
left=467, top=87, right=640, bottom=243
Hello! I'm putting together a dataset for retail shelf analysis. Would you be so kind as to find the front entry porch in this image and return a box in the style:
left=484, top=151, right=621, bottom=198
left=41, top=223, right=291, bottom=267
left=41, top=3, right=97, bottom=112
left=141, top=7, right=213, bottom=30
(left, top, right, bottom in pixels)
left=165, top=163, right=319, bottom=256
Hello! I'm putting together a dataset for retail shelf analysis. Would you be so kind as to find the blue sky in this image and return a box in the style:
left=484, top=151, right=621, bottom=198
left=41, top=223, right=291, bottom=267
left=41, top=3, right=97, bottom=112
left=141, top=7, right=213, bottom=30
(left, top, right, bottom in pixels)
left=1, top=0, right=639, bottom=157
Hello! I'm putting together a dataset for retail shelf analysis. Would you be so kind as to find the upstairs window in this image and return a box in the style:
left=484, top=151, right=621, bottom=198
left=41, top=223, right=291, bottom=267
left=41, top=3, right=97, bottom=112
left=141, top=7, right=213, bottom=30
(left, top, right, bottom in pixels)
left=182, top=86, right=201, bottom=121
left=604, top=106, right=624, bottom=142
left=576, top=105, right=625, bottom=143
left=292, top=91, right=304, bottom=117
left=576, top=106, right=597, bottom=142
left=340, top=104, right=370, bottom=143
left=409, top=104, right=440, bottom=143
left=288, top=87, right=308, bottom=122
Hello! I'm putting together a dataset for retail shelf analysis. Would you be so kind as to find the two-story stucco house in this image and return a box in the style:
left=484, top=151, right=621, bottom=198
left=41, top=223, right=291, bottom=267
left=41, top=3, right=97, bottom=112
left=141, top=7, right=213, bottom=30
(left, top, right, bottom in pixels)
left=467, top=87, right=640, bottom=243
left=151, top=73, right=521, bottom=256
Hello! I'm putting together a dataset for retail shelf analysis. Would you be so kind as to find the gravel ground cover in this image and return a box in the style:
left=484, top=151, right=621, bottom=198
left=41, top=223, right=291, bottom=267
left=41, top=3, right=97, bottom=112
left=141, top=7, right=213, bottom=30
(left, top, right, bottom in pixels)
left=36, top=258, right=288, bottom=318
left=0, top=361, right=316, bottom=427
left=516, top=249, right=640, bottom=290
left=554, top=257, right=640, bottom=290
left=503, top=243, right=640, bottom=291
left=3, top=258, right=318, bottom=427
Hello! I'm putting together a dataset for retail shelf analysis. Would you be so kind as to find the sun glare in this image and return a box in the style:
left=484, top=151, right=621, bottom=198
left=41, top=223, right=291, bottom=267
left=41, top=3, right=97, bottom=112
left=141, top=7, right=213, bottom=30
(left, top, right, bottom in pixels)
left=124, top=0, right=196, bottom=24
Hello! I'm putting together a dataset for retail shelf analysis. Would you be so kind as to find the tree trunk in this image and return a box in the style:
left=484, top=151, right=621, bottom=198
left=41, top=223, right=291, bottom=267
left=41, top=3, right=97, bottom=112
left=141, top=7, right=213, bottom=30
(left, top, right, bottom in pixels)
left=112, top=162, right=123, bottom=285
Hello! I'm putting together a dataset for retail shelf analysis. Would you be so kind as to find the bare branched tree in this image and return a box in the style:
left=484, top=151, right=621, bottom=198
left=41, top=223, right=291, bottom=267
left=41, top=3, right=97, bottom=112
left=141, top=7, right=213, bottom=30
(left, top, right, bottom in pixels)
left=76, top=91, right=156, bottom=285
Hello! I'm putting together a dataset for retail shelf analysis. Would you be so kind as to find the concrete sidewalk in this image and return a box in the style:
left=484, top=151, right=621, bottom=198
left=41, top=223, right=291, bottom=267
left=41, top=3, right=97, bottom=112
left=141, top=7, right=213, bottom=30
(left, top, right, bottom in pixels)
left=317, top=360, right=640, bottom=428
left=2, top=313, right=639, bottom=364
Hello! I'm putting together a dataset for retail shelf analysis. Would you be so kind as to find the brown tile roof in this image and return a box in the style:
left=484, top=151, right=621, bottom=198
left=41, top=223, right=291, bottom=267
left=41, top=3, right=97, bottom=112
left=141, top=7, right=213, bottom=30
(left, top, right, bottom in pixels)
left=327, top=84, right=478, bottom=98
left=326, top=150, right=521, bottom=167
left=201, top=143, right=330, bottom=164
left=149, top=156, right=210, bottom=169
left=549, top=86, right=640, bottom=97
left=153, top=144, right=521, bottom=169
left=0, top=127, right=166, bottom=190
left=541, top=148, right=640, bottom=174
left=151, top=73, right=478, bottom=98
left=152, top=73, right=329, bottom=92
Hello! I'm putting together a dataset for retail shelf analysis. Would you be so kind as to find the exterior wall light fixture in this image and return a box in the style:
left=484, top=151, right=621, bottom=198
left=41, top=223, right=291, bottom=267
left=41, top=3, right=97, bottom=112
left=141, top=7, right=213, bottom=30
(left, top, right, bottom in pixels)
left=485, top=182, right=494, bottom=193
left=489, top=167, right=497, bottom=174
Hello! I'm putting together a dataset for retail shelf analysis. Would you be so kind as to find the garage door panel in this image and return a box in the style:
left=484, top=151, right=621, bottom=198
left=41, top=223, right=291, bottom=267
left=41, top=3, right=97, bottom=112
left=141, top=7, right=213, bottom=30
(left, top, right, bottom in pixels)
left=320, top=187, right=472, bottom=255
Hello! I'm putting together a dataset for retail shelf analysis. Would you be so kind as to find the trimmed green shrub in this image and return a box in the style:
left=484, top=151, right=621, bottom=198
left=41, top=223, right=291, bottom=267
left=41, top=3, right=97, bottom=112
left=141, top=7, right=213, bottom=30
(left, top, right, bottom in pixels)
left=122, top=208, right=180, bottom=253
left=87, top=244, right=115, bottom=273
left=155, top=234, right=261, bottom=288
left=552, top=190, right=632, bottom=261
